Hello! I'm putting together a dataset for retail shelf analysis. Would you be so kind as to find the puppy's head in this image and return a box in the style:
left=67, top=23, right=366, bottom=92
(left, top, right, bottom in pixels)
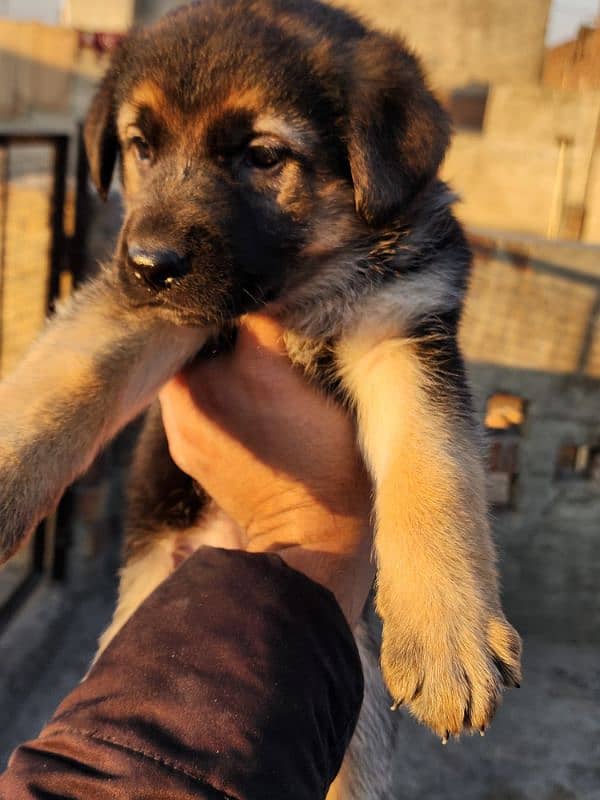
left=85, top=0, right=450, bottom=325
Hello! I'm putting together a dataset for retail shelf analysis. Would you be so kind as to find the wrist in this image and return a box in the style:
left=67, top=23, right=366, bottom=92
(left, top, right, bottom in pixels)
left=245, top=512, right=373, bottom=628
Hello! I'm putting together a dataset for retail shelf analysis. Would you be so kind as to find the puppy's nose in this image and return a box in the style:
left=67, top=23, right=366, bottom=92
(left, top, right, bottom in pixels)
left=127, top=245, right=190, bottom=290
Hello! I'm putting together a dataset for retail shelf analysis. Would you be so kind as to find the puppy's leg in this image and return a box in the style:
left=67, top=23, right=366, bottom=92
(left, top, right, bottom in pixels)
left=98, top=516, right=243, bottom=655
left=327, top=601, right=398, bottom=800
left=0, top=268, right=209, bottom=564
left=99, top=504, right=240, bottom=652
left=98, top=404, right=246, bottom=655
left=98, top=528, right=177, bottom=655
left=125, top=402, right=207, bottom=553
left=337, top=325, right=521, bottom=739
left=98, top=403, right=207, bottom=653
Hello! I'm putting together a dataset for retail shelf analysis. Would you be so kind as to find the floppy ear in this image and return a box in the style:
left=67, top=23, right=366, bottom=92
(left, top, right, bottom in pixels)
left=84, top=72, right=119, bottom=200
left=346, top=34, right=451, bottom=227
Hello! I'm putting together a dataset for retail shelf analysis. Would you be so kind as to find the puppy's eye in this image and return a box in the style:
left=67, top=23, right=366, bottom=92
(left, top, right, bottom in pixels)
left=244, top=145, right=285, bottom=170
left=131, top=136, right=152, bottom=163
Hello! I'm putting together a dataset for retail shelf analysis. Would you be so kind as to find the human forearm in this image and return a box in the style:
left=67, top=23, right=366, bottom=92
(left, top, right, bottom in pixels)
left=1, top=547, right=363, bottom=799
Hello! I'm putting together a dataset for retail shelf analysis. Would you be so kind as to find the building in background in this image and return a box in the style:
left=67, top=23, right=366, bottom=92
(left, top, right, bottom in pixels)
left=329, top=0, right=600, bottom=245
left=460, top=232, right=600, bottom=642
left=62, top=0, right=136, bottom=31
left=544, top=23, right=600, bottom=90
left=336, top=0, right=551, bottom=88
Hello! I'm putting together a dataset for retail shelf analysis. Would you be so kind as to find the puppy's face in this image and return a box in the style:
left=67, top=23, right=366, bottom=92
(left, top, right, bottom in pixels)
left=84, top=0, right=450, bottom=326
left=114, top=77, right=354, bottom=325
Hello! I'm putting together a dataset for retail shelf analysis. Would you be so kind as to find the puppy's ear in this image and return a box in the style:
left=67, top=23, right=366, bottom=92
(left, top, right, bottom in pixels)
left=84, top=72, right=119, bottom=200
left=347, top=34, right=450, bottom=227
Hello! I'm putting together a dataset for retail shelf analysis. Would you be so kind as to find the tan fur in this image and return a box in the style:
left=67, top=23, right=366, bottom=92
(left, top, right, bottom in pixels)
left=336, top=324, right=521, bottom=738
left=98, top=533, right=174, bottom=655
left=221, top=86, right=268, bottom=114
left=122, top=84, right=270, bottom=143
left=253, top=113, right=318, bottom=152
left=117, top=86, right=169, bottom=196
left=131, top=81, right=169, bottom=112
left=99, top=505, right=244, bottom=655
left=0, top=271, right=209, bottom=563
left=118, top=82, right=170, bottom=133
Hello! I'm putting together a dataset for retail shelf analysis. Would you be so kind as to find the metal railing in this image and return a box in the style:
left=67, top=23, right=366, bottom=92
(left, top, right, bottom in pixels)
left=0, top=132, right=73, bottom=631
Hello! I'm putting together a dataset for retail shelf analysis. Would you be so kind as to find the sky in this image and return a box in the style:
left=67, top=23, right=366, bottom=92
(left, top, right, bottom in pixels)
left=546, top=0, right=599, bottom=44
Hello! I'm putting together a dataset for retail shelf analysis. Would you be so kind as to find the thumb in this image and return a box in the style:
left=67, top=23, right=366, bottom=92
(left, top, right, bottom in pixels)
left=236, top=313, right=289, bottom=361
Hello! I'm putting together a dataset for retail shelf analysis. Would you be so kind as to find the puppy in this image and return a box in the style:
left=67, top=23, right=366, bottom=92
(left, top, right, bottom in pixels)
left=0, top=0, right=521, bottom=795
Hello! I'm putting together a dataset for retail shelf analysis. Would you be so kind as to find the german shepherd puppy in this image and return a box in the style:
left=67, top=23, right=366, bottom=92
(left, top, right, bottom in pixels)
left=0, top=0, right=521, bottom=794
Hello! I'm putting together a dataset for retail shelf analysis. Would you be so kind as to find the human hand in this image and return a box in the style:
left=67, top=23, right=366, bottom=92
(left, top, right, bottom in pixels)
left=159, top=314, right=374, bottom=627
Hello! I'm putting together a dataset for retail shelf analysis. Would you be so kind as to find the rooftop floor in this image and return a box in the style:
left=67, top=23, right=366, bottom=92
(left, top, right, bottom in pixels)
left=0, top=558, right=598, bottom=800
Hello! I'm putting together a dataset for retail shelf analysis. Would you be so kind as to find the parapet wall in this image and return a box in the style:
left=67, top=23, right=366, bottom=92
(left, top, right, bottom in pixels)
left=543, top=25, right=600, bottom=92
left=463, top=232, right=600, bottom=642
left=331, top=0, right=551, bottom=89
left=442, top=86, right=600, bottom=243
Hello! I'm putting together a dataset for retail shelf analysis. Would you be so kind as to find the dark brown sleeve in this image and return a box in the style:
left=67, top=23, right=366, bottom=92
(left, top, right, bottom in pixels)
left=0, top=547, right=363, bottom=799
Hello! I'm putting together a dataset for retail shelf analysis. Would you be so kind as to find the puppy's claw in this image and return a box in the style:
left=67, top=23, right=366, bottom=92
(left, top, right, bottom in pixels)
left=380, top=610, right=522, bottom=740
left=390, top=699, right=403, bottom=712
left=441, top=731, right=450, bottom=745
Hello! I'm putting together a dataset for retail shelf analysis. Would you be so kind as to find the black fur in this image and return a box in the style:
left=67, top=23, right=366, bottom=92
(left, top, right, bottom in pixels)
left=125, top=403, right=207, bottom=559
left=83, top=0, right=464, bottom=577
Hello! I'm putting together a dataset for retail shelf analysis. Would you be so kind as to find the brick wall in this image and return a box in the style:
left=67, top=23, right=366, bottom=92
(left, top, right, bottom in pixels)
left=0, top=146, right=54, bottom=377
left=462, top=234, right=600, bottom=377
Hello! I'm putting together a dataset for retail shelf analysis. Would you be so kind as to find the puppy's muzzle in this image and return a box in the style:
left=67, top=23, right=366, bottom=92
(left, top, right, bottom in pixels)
left=127, top=244, right=191, bottom=292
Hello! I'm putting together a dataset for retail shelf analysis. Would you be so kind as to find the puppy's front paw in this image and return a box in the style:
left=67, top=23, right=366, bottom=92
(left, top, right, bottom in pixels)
left=0, top=457, right=46, bottom=565
left=0, top=491, right=30, bottom=565
left=380, top=602, right=522, bottom=740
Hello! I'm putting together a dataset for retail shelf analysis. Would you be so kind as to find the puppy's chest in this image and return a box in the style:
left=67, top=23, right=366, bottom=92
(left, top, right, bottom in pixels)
left=283, top=330, right=344, bottom=398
